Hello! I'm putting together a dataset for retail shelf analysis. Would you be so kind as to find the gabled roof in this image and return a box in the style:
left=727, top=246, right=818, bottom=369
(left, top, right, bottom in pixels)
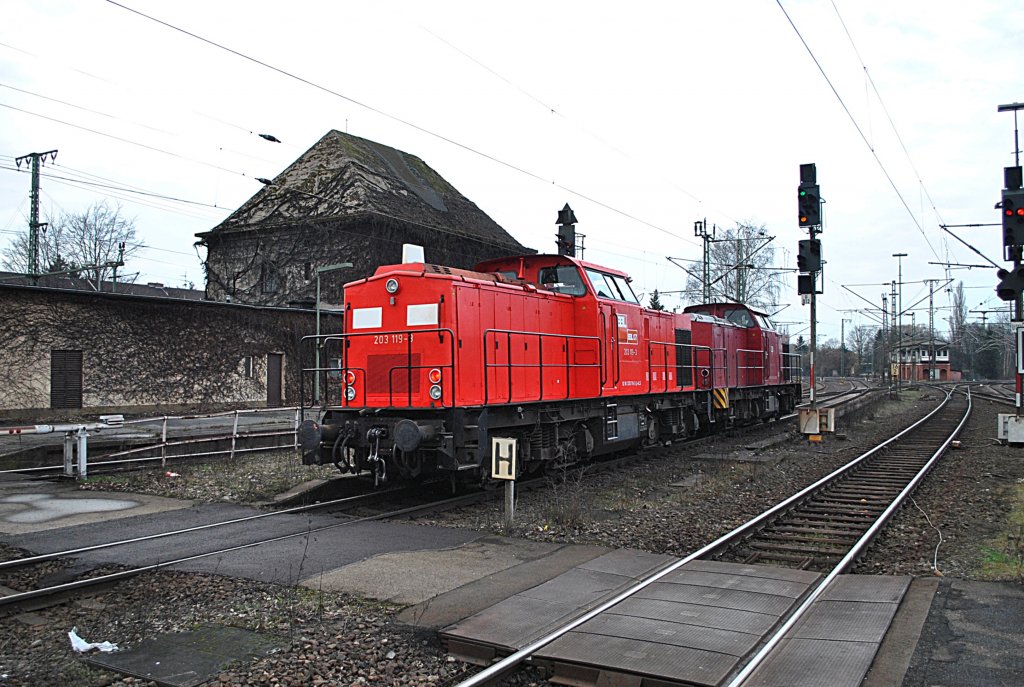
left=201, top=130, right=529, bottom=252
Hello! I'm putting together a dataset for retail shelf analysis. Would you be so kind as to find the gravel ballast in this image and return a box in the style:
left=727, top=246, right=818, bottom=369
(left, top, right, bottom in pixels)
left=1, top=388, right=1020, bottom=686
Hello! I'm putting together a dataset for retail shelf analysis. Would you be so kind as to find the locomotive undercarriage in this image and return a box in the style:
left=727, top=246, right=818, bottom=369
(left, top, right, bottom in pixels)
left=301, top=382, right=800, bottom=486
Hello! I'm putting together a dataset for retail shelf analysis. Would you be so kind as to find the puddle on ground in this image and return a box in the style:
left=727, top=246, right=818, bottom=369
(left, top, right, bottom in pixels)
left=0, top=494, right=138, bottom=523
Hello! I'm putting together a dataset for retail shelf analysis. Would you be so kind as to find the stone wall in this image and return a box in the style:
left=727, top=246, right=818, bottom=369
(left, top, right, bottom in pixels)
left=0, top=286, right=336, bottom=420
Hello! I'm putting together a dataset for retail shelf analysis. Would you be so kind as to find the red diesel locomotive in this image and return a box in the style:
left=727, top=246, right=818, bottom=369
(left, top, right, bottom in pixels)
left=300, top=251, right=801, bottom=485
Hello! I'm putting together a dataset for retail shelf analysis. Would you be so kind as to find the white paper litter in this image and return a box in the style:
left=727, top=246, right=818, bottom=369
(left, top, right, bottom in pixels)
left=68, top=627, right=119, bottom=653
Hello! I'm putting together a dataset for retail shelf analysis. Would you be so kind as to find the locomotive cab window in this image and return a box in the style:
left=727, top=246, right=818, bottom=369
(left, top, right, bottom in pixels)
left=538, top=265, right=587, bottom=296
left=585, top=269, right=639, bottom=304
left=724, top=308, right=756, bottom=328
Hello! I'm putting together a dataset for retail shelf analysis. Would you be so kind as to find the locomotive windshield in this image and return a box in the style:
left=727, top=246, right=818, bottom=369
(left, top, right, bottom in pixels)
left=585, top=269, right=639, bottom=304
left=723, top=308, right=756, bottom=328
left=538, top=265, right=587, bottom=296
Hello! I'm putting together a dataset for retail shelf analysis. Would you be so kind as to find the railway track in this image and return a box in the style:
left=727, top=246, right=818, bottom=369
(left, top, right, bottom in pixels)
left=717, top=392, right=968, bottom=570
left=449, top=387, right=971, bottom=687
left=0, top=484, right=489, bottom=615
left=969, top=382, right=1016, bottom=406
left=0, top=386, right=883, bottom=618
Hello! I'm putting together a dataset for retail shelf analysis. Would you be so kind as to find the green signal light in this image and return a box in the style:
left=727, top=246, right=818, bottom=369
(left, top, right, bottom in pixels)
left=799, top=190, right=807, bottom=197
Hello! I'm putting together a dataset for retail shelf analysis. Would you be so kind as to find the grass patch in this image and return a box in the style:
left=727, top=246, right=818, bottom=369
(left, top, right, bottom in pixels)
left=977, top=483, right=1024, bottom=580
left=78, top=449, right=337, bottom=504
left=872, top=389, right=923, bottom=419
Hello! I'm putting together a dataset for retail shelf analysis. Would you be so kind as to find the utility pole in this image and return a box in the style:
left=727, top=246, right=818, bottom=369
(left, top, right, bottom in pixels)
left=892, top=254, right=907, bottom=396
left=15, top=150, right=58, bottom=283
left=924, top=279, right=939, bottom=381
left=695, top=219, right=713, bottom=303
left=881, top=293, right=889, bottom=385
left=840, top=318, right=851, bottom=377
left=735, top=238, right=743, bottom=302
left=889, top=282, right=898, bottom=391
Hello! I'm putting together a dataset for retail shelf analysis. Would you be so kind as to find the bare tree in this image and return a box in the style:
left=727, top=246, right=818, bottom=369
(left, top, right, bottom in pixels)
left=847, top=325, right=878, bottom=375
left=681, top=222, right=781, bottom=310
left=947, top=282, right=969, bottom=372
left=1, top=201, right=141, bottom=286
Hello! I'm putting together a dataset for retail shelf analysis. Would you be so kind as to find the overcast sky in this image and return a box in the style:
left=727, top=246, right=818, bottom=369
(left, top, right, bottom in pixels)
left=1, top=0, right=1020, bottom=344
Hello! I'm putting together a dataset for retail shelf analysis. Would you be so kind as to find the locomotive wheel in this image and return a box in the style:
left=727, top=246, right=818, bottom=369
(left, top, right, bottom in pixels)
left=645, top=414, right=660, bottom=446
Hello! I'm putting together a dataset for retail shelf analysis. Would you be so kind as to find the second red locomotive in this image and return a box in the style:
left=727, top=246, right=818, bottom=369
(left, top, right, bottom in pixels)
left=301, top=250, right=801, bottom=485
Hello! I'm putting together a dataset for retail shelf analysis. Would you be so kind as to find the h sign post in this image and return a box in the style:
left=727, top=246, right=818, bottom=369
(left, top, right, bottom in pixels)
left=492, top=437, right=518, bottom=529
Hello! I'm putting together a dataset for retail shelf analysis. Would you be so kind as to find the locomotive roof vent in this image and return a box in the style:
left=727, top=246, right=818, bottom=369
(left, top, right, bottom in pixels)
left=428, top=264, right=453, bottom=275
left=402, top=243, right=425, bottom=263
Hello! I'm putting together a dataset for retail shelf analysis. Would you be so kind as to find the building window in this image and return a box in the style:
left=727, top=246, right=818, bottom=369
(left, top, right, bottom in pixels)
left=261, top=262, right=281, bottom=294
left=241, top=356, right=254, bottom=378
left=51, top=349, right=83, bottom=409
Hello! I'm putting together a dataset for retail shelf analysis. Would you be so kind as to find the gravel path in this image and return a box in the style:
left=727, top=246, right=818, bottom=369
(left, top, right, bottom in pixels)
left=1, top=387, right=1019, bottom=687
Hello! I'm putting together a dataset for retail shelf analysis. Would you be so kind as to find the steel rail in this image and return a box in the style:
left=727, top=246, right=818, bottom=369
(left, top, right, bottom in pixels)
left=726, top=388, right=970, bottom=686
left=451, top=388, right=955, bottom=687
left=0, top=488, right=496, bottom=610
left=1, top=388, right=833, bottom=573
left=0, top=487, right=400, bottom=572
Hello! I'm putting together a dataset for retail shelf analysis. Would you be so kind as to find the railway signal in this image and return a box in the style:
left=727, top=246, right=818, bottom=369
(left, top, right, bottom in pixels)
left=796, top=239, right=822, bottom=273
left=1002, top=187, right=1024, bottom=248
left=996, top=266, right=1024, bottom=301
left=798, top=184, right=820, bottom=227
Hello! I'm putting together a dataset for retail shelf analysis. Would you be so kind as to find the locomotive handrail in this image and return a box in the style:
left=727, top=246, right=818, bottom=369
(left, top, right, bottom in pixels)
left=302, top=329, right=456, bottom=410
left=711, top=346, right=729, bottom=388
left=782, top=352, right=803, bottom=383
left=482, top=328, right=603, bottom=405
left=646, top=340, right=714, bottom=393
left=611, top=307, right=621, bottom=387
left=735, top=347, right=766, bottom=387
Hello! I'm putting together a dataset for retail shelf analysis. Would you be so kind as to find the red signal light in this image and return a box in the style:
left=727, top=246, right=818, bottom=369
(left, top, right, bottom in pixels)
left=1017, top=208, right=1024, bottom=217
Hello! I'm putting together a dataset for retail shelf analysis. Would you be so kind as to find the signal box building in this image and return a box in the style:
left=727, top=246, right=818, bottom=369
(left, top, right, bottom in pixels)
left=196, top=130, right=530, bottom=308
left=895, top=337, right=956, bottom=381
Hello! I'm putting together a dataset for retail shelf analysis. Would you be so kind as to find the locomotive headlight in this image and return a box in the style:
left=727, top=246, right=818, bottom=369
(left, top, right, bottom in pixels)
left=385, top=278, right=400, bottom=294
left=428, top=368, right=442, bottom=384
left=429, top=384, right=442, bottom=400
left=344, top=370, right=356, bottom=385
left=345, top=386, right=357, bottom=401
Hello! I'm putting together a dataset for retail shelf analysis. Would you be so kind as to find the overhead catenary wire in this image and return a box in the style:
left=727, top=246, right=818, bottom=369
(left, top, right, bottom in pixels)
left=1, top=165, right=226, bottom=212
left=0, top=39, right=298, bottom=151
left=776, top=0, right=941, bottom=262
left=104, top=0, right=697, bottom=247
left=421, top=27, right=730, bottom=224
left=828, top=0, right=957, bottom=290
left=0, top=102, right=255, bottom=179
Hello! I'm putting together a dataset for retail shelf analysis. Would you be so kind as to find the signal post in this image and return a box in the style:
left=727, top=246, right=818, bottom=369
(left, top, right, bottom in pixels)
left=796, top=163, right=833, bottom=437
left=996, top=102, right=1024, bottom=441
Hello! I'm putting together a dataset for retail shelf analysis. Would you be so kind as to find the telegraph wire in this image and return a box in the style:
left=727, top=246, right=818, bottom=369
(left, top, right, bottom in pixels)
left=828, top=1, right=953, bottom=279
left=422, top=26, right=728, bottom=224
left=104, top=0, right=697, bottom=247
left=1, top=164, right=226, bottom=217
left=828, top=2, right=946, bottom=227
left=0, top=102, right=253, bottom=178
left=35, top=172, right=220, bottom=221
left=0, top=82, right=173, bottom=136
left=0, top=39, right=299, bottom=152
left=775, top=0, right=940, bottom=262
